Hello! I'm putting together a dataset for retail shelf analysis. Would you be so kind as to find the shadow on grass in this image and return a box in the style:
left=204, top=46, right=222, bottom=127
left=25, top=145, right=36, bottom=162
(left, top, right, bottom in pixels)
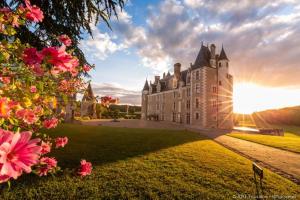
left=45, top=123, right=205, bottom=168
left=1, top=123, right=205, bottom=190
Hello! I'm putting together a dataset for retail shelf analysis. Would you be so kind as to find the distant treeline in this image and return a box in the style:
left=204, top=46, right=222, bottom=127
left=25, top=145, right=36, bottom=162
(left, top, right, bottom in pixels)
left=109, top=105, right=141, bottom=113
left=234, top=106, right=300, bottom=127
left=253, top=106, right=300, bottom=126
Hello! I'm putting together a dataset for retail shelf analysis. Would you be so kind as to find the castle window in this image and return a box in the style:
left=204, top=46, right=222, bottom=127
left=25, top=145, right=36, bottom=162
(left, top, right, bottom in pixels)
left=219, top=81, right=222, bottom=86
left=196, top=113, right=199, bottom=120
left=219, top=63, right=221, bottom=67
left=196, top=98, right=199, bottom=108
left=213, top=100, right=217, bottom=107
left=196, top=71, right=199, bottom=80
left=196, top=84, right=200, bottom=93
left=213, top=86, right=217, bottom=93
left=173, top=92, right=176, bottom=98
left=173, top=102, right=176, bottom=110
left=187, top=88, right=191, bottom=97
left=186, top=100, right=190, bottom=109
left=226, top=62, right=228, bottom=67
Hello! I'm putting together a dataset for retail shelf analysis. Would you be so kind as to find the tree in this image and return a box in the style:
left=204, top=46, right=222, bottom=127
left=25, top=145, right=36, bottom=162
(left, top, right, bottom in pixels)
left=1, top=0, right=125, bottom=65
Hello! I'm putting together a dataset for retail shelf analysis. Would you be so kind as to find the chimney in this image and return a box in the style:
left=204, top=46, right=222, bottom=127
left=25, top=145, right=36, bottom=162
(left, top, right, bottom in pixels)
left=174, top=63, right=181, bottom=79
left=210, top=44, right=216, bottom=58
left=163, top=72, right=166, bottom=79
left=154, top=76, right=160, bottom=84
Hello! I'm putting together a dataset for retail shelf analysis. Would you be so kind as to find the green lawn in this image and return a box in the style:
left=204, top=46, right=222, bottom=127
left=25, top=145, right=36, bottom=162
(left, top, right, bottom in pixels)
left=1, top=124, right=299, bottom=199
left=228, top=125, right=300, bottom=153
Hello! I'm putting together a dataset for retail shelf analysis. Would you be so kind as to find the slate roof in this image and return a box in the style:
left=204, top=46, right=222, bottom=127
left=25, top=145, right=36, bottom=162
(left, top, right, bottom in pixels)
left=143, top=79, right=149, bottom=91
left=192, top=44, right=211, bottom=69
left=82, top=83, right=95, bottom=101
left=219, top=46, right=229, bottom=60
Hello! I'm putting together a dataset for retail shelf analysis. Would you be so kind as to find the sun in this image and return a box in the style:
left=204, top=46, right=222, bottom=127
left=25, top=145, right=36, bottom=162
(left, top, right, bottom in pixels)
left=233, top=82, right=300, bottom=114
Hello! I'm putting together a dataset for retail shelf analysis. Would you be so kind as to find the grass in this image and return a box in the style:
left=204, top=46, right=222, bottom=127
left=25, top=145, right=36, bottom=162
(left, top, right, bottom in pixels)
left=1, top=124, right=299, bottom=199
left=228, top=125, right=300, bottom=153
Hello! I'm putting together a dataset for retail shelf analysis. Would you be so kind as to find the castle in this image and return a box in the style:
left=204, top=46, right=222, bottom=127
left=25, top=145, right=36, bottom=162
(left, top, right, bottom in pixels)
left=141, top=43, right=233, bottom=129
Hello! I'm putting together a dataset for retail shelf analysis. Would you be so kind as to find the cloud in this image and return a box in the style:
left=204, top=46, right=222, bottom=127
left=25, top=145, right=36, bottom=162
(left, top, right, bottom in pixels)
left=79, top=28, right=127, bottom=61
left=112, top=0, right=300, bottom=87
left=81, top=0, right=300, bottom=88
left=91, top=83, right=141, bottom=105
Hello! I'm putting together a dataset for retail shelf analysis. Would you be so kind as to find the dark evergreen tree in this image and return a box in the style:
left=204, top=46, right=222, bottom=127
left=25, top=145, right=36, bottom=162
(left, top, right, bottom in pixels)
left=1, top=0, right=125, bottom=65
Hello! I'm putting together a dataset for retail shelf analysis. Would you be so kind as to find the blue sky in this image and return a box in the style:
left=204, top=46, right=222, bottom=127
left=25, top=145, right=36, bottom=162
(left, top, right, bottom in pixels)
left=79, top=0, right=300, bottom=107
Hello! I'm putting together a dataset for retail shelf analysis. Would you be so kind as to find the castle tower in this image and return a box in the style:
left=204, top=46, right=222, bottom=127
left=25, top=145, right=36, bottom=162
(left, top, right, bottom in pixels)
left=217, top=45, right=233, bottom=129
left=141, top=79, right=149, bottom=120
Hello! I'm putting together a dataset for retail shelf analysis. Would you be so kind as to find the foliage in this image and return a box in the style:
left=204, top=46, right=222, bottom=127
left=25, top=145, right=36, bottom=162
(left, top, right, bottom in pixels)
left=0, top=1, right=92, bottom=184
left=253, top=106, right=300, bottom=127
left=1, top=124, right=299, bottom=199
left=1, top=0, right=125, bottom=65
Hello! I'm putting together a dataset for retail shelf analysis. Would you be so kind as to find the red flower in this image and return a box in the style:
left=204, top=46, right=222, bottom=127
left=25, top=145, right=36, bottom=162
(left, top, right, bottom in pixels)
left=43, top=118, right=58, bottom=129
left=15, top=109, right=38, bottom=125
left=37, top=157, right=57, bottom=176
left=0, top=77, right=10, bottom=84
left=78, top=160, right=92, bottom=177
left=55, top=137, right=68, bottom=148
left=83, top=64, right=91, bottom=72
left=58, top=35, right=72, bottom=47
left=23, top=48, right=44, bottom=65
left=25, top=0, right=44, bottom=22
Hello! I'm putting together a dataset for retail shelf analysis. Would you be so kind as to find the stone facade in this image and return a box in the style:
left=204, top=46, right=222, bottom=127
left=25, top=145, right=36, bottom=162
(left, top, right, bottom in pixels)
left=81, top=83, right=97, bottom=118
left=141, top=43, right=233, bottom=129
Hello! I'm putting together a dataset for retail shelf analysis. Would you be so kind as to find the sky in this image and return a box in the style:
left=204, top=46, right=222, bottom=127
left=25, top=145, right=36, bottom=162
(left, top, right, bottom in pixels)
left=79, top=0, right=300, bottom=112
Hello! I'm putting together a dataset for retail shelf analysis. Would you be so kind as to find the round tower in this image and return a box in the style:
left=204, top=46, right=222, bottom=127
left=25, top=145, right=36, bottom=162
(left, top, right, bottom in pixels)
left=141, top=79, right=149, bottom=120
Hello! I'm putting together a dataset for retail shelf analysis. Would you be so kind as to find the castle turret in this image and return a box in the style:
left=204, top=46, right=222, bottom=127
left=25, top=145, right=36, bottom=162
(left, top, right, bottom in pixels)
left=217, top=45, right=233, bottom=129
left=141, top=79, right=149, bottom=120
left=174, top=63, right=181, bottom=80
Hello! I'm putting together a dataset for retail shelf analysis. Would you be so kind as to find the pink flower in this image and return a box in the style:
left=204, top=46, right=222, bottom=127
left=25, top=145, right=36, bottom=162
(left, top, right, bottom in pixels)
left=43, top=118, right=58, bottom=129
left=15, top=109, right=38, bottom=125
left=23, top=48, right=44, bottom=65
left=0, top=130, right=41, bottom=183
left=58, top=35, right=72, bottom=46
left=55, top=137, right=68, bottom=148
left=25, top=0, right=44, bottom=22
left=0, top=97, right=12, bottom=118
left=83, top=64, right=91, bottom=72
left=37, top=157, right=57, bottom=176
left=31, top=64, right=44, bottom=76
left=78, top=159, right=92, bottom=177
left=30, top=85, right=37, bottom=93
left=42, top=46, right=79, bottom=74
left=40, top=141, right=51, bottom=155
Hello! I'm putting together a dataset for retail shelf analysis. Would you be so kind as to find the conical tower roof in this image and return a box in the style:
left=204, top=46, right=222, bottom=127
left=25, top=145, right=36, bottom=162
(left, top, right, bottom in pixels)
left=219, top=45, right=229, bottom=60
left=143, top=79, right=149, bottom=91
left=82, top=83, right=95, bottom=101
